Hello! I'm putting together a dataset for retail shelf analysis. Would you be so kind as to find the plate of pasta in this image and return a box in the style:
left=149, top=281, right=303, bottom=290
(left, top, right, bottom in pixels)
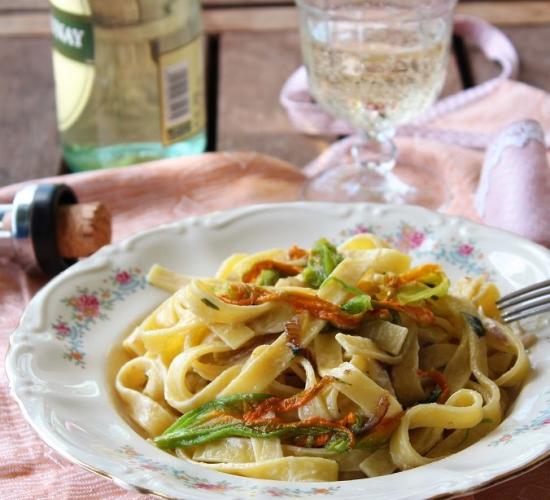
left=6, top=202, right=550, bottom=499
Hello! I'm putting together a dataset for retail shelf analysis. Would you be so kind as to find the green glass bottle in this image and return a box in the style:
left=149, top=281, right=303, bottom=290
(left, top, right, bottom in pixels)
left=50, top=0, right=206, bottom=171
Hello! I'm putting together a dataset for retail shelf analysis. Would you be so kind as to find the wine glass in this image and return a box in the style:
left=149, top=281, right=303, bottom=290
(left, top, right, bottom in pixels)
left=296, top=0, right=456, bottom=206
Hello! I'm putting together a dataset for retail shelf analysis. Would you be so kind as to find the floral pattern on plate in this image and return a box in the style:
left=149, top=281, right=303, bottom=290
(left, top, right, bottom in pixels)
left=488, top=389, right=550, bottom=447
left=118, top=445, right=339, bottom=497
left=340, top=222, right=494, bottom=278
left=51, top=268, right=146, bottom=367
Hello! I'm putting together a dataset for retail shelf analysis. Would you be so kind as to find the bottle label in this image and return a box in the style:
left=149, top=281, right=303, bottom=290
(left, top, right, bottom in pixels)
left=51, top=4, right=94, bottom=63
left=158, top=36, right=206, bottom=145
left=50, top=0, right=95, bottom=132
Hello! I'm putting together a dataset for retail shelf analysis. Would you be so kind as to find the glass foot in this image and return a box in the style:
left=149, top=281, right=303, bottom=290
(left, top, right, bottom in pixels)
left=302, top=160, right=447, bottom=209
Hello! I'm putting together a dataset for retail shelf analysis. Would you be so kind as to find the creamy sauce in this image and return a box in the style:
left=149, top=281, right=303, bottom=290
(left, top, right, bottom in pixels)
left=105, top=314, right=151, bottom=439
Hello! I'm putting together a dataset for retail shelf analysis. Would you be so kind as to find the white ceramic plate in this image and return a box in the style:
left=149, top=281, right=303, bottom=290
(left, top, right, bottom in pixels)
left=6, top=202, right=550, bottom=500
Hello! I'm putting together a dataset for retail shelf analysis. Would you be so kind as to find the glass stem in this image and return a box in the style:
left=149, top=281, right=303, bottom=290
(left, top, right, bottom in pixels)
left=351, top=130, right=397, bottom=175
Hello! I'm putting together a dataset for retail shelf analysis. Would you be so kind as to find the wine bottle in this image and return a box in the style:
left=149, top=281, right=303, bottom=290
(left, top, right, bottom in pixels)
left=50, top=0, right=206, bottom=171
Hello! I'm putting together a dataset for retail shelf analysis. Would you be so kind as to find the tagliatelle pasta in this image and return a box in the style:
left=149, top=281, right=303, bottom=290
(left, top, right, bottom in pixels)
left=115, top=234, right=531, bottom=481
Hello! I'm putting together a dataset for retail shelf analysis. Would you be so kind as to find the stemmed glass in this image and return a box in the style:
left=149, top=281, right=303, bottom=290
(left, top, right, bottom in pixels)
left=296, top=0, right=456, bottom=206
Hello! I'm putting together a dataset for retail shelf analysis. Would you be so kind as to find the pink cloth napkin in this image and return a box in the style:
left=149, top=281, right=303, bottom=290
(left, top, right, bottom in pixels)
left=476, top=120, right=550, bottom=246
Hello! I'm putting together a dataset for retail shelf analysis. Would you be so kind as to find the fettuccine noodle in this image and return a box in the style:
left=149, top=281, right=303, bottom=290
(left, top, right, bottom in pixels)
left=115, top=234, right=530, bottom=481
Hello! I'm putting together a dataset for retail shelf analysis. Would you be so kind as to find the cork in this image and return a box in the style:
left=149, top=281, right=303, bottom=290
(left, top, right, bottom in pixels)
left=56, top=202, right=112, bottom=258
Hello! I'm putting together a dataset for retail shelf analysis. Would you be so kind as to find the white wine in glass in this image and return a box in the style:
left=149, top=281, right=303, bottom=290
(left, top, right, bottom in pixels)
left=297, top=0, right=456, bottom=205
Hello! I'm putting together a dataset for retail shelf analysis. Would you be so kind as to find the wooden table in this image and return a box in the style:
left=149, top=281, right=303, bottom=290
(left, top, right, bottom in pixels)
left=0, top=0, right=549, bottom=498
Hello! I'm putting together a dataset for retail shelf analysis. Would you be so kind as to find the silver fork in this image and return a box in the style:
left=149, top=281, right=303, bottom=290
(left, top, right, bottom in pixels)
left=497, top=279, right=550, bottom=323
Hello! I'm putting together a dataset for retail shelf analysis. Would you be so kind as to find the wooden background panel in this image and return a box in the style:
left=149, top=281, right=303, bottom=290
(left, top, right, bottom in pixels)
left=3, top=3, right=550, bottom=38
left=203, top=3, right=550, bottom=33
left=3, top=0, right=550, bottom=17
left=0, top=0, right=45, bottom=10
left=205, top=2, right=550, bottom=33
left=0, top=37, right=60, bottom=185
left=203, top=0, right=292, bottom=5
left=501, top=24, right=550, bottom=91
left=0, top=0, right=293, bottom=7
left=467, top=24, right=550, bottom=92
left=217, top=31, right=330, bottom=167
left=458, top=1, right=550, bottom=25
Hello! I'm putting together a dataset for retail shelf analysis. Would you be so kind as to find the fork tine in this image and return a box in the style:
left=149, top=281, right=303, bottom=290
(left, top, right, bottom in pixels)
left=500, top=294, right=550, bottom=319
left=497, top=279, right=550, bottom=308
left=502, top=302, right=550, bottom=323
